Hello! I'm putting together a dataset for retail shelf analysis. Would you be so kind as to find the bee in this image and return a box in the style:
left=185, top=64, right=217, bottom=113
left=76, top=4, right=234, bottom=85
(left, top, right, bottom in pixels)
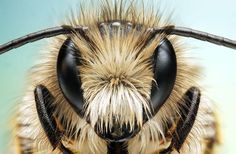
left=0, top=0, right=235, bottom=153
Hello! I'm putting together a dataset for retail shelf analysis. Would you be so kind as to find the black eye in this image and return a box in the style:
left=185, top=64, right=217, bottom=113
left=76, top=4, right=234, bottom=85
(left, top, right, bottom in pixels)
left=57, top=38, right=85, bottom=117
left=150, top=38, right=177, bottom=115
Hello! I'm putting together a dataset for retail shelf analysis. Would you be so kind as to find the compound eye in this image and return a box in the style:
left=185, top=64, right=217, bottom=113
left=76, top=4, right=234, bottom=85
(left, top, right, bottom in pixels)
left=57, top=38, right=84, bottom=117
left=150, top=38, right=177, bottom=115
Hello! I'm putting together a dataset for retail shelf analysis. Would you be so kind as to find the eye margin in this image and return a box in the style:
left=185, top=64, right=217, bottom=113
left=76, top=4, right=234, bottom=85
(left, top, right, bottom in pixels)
left=57, top=38, right=85, bottom=117
left=149, top=38, right=177, bottom=116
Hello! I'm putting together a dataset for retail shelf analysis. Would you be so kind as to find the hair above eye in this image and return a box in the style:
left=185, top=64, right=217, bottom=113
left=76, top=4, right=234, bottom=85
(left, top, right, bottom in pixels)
left=150, top=38, right=177, bottom=115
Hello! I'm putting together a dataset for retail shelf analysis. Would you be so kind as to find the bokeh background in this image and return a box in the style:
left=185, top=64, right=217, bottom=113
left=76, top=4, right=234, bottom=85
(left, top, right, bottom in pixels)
left=0, top=0, right=236, bottom=153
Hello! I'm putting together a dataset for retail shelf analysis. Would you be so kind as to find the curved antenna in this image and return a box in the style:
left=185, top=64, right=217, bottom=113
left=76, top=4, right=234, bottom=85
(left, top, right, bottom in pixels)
left=0, top=25, right=236, bottom=55
left=153, top=26, right=236, bottom=49
left=0, top=25, right=87, bottom=55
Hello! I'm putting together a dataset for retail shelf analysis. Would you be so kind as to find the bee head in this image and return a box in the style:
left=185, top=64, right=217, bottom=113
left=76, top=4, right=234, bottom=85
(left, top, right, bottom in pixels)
left=57, top=22, right=177, bottom=142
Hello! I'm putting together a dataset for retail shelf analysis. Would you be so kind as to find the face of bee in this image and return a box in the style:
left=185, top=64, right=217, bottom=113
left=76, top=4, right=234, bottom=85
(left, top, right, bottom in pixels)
left=57, top=21, right=177, bottom=142
left=2, top=1, right=236, bottom=153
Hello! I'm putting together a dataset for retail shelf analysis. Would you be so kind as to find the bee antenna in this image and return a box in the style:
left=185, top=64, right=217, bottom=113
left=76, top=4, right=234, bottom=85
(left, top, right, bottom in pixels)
left=0, top=25, right=235, bottom=55
left=0, top=25, right=87, bottom=55
left=153, top=26, right=236, bottom=50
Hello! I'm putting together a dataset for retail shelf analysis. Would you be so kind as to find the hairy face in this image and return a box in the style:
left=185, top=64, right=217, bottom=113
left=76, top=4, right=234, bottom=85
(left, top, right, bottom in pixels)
left=53, top=18, right=179, bottom=143
left=23, top=1, right=199, bottom=153
left=76, top=23, right=156, bottom=138
left=53, top=0, right=187, bottom=145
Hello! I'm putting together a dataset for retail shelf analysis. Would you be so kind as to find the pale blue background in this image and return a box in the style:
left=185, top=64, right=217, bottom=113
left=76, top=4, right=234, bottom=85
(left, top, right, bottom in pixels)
left=0, top=0, right=236, bottom=153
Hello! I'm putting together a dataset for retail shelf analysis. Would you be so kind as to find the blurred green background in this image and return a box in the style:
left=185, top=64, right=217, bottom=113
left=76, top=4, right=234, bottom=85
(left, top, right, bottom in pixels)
left=0, top=0, right=236, bottom=153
